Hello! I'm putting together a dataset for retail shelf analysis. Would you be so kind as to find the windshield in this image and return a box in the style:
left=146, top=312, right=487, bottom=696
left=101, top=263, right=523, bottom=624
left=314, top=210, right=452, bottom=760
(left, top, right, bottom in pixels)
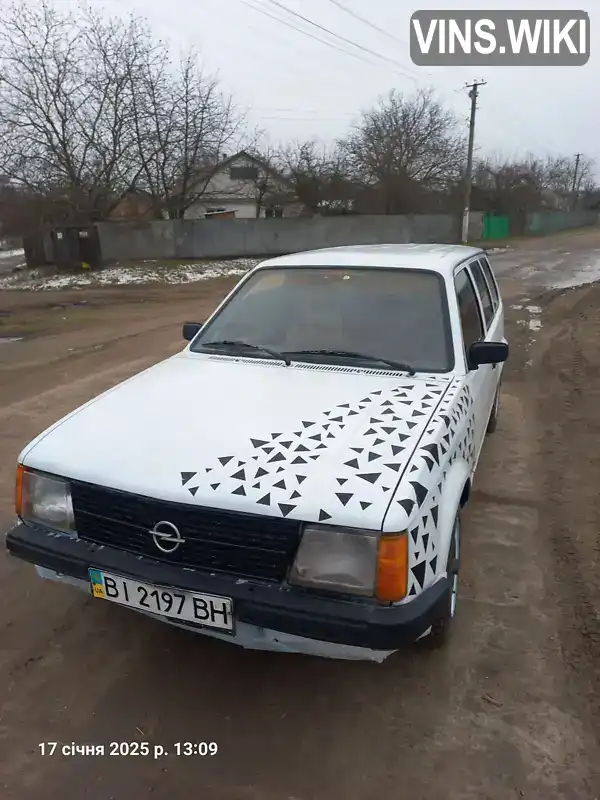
left=192, top=266, right=454, bottom=373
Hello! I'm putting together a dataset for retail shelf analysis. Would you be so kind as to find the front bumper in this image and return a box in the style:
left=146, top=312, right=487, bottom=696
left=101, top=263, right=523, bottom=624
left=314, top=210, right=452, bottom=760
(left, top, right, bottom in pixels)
left=6, top=522, right=450, bottom=653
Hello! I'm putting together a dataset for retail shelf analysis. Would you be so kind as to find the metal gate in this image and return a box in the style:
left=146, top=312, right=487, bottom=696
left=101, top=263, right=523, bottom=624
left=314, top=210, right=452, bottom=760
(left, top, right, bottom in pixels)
left=482, top=213, right=510, bottom=240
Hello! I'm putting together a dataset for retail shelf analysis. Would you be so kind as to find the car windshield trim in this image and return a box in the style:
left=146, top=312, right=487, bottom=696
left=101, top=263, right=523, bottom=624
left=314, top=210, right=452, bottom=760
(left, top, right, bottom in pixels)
left=283, top=349, right=416, bottom=375
left=199, top=339, right=291, bottom=366
left=191, top=265, right=455, bottom=374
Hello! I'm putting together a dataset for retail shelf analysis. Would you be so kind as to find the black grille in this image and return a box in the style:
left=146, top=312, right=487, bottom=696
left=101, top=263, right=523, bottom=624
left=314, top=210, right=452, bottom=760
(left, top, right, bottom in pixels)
left=71, top=482, right=302, bottom=583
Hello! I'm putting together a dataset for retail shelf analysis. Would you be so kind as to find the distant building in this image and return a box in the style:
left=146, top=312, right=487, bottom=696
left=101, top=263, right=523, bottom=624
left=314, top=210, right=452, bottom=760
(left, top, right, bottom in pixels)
left=184, top=151, right=302, bottom=220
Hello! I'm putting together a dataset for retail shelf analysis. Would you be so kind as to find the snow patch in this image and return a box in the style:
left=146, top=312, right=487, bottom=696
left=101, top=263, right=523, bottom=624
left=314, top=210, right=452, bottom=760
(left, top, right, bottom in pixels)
left=516, top=302, right=542, bottom=354
left=0, top=248, right=24, bottom=259
left=0, top=259, right=258, bottom=290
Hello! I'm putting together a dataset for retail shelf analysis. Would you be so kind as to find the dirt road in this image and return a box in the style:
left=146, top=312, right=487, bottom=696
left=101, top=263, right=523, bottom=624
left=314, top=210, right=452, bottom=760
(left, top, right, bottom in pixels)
left=1, top=231, right=600, bottom=799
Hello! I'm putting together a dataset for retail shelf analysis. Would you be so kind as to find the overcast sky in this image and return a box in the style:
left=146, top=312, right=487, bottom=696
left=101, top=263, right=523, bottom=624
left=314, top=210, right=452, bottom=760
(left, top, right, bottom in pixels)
left=54, top=0, right=598, bottom=165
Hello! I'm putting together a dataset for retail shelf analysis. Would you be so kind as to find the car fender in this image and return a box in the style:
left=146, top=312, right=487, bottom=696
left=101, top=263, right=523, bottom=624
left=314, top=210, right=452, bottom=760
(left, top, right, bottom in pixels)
left=436, top=458, right=470, bottom=573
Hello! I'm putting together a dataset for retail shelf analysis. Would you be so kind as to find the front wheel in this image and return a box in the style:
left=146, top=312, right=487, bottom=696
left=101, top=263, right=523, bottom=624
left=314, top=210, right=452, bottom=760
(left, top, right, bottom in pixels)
left=416, top=514, right=460, bottom=650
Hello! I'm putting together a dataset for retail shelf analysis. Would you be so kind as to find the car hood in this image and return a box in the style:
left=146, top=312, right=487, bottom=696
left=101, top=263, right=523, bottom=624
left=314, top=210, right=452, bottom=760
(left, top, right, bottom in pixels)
left=21, top=353, right=454, bottom=529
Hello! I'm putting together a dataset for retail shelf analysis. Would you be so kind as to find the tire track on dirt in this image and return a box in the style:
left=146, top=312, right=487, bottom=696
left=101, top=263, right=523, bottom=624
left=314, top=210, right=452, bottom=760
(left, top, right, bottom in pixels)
left=535, top=285, right=600, bottom=780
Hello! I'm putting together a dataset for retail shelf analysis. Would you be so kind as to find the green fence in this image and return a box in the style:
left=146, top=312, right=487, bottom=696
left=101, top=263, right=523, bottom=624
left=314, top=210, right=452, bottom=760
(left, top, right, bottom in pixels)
left=481, top=210, right=599, bottom=240
left=526, top=210, right=599, bottom=235
left=482, top=213, right=510, bottom=240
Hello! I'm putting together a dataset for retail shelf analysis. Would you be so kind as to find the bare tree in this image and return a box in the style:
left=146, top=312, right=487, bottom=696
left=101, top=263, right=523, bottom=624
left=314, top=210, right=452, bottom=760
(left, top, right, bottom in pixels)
left=472, top=157, right=541, bottom=224
left=473, top=152, right=597, bottom=217
left=278, top=140, right=354, bottom=215
left=128, top=49, right=244, bottom=219
left=537, top=154, right=595, bottom=196
left=340, top=89, right=466, bottom=214
left=0, top=2, right=158, bottom=223
left=0, top=1, right=245, bottom=224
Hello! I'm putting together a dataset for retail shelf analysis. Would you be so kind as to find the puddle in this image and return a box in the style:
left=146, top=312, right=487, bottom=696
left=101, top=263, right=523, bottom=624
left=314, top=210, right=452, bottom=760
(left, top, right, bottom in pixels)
left=0, top=336, right=23, bottom=344
left=549, top=257, right=600, bottom=290
left=525, top=305, right=542, bottom=314
left=528, top=319, right=542, bottom=331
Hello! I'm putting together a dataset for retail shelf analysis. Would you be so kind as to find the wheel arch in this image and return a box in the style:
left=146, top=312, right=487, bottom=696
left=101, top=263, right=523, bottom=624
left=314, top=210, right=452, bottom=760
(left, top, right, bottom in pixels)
left=436, top=459, right=470, bottom=577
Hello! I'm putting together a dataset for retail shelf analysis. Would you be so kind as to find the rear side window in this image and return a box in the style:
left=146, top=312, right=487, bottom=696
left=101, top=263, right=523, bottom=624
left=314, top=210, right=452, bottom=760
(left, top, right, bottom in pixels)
left=455, top=269, right=484, bottom=347
left=469, top=260, right=495, bottom=328
left=479, top=257, right=500, bottom=308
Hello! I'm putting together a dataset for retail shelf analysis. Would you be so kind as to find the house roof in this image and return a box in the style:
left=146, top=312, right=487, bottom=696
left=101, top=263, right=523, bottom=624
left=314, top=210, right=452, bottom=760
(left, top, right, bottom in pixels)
left=213, top=151, right=293, bottom=187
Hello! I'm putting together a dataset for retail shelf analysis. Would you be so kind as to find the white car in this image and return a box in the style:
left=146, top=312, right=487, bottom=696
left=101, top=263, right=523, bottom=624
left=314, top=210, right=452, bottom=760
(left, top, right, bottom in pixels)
left=7, top=244, right=507, bottom=662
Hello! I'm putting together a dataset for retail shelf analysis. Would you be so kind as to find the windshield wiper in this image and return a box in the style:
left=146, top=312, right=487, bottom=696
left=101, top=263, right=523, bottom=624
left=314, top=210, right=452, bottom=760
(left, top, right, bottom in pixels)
left=284, top=349, right=415, bottom=375
left=200, top=339, right=291, bottom=366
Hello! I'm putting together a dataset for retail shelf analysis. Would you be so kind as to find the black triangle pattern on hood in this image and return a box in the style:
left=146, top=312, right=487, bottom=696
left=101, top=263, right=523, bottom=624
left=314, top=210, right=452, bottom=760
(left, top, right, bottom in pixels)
left=179, top=374, right=477, bottom=601
left=179, top=378, right=452, bottom=526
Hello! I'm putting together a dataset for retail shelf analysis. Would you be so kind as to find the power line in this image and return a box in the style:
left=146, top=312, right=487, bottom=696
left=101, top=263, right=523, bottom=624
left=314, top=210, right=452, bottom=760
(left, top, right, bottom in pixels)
left=244, top=105, right=359, bottom=119
left=452, top=78, right=565, bottom=157
left=262, top=0, right=419, bottom=83
left=251, top=107, right=357, bottom=114
left=323, top=0, right=428, bottom=80
left=324, top=0, right=410, bottom=52
left=258, top=115, right=358, bottom=121
left=237, top=0, right=409, bottom=77
left=450, top=82, right=561, bottom=159
left=118, top=0, right=360, bottom=98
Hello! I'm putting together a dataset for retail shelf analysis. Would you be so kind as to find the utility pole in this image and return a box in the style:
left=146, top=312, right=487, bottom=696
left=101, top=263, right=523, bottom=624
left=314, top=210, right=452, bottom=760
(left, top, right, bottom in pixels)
left=571, top=152, right=582, bottom=209
left=461, top=80, right=487, bottom=244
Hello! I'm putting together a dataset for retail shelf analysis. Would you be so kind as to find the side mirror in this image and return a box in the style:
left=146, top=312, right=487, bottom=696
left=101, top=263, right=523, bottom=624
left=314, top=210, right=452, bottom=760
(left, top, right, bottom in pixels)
left=468, top=340, right=508, bottom=369
left=183, top=322, right=203, bottom=341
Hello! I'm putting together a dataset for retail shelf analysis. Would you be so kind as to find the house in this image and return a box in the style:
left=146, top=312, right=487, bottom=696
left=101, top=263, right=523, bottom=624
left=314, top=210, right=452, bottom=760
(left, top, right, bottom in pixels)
left=184, top=151, right=302, bottom=220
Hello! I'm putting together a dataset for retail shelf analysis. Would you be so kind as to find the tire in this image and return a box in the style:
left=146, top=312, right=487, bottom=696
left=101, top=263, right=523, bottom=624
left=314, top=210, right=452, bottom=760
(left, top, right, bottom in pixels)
left=416, top=514, right=460, bottom=650
left=486, top=382, right=501, bottom=434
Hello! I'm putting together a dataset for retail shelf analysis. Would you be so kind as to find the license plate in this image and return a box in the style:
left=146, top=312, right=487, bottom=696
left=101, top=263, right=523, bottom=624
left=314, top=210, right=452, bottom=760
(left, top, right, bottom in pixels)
left=88, top=569, right=234, bottom=632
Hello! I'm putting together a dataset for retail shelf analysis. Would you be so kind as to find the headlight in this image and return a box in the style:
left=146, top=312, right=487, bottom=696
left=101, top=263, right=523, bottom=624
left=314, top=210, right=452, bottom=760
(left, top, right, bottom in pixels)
left=16, top=465, right=76, bottom=535
left=289, top=524, right=408, bottom=602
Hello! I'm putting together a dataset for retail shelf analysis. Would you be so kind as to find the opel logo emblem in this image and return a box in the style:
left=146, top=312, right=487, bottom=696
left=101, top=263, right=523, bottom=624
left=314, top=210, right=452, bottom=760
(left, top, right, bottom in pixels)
left=150, top=520, right=184, bottom=554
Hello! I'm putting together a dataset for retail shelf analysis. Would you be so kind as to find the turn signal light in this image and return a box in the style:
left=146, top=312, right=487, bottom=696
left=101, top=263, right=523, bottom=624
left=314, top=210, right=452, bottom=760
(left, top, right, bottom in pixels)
left=15, top=464, right=25, bottom=517
left=376, top=533, right=408, bottom=602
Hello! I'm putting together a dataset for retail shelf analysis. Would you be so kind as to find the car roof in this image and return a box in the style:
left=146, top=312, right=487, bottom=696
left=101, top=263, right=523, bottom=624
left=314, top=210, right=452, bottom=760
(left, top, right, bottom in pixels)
left=256, top=244, right=484, bottom=277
